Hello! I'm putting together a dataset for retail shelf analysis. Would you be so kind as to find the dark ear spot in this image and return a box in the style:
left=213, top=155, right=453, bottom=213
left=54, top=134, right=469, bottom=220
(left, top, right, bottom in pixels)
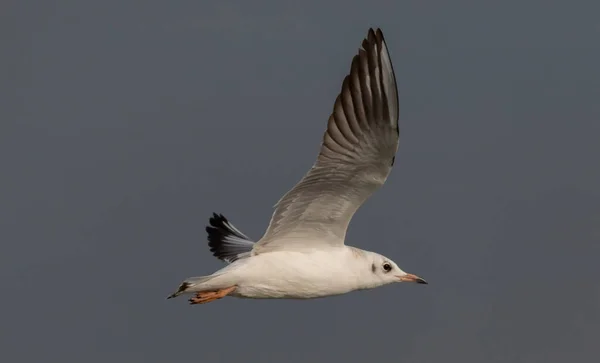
left=371, top=263, right=376, bottom=273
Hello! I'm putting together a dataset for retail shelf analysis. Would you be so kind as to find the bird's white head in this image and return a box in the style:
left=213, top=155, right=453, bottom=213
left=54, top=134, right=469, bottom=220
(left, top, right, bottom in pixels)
left=361, top=252, right=428, bottom=288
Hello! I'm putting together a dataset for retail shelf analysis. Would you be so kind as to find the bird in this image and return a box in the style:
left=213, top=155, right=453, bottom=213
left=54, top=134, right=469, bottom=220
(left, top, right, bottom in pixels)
left=167, top=28, right=427, bottom=305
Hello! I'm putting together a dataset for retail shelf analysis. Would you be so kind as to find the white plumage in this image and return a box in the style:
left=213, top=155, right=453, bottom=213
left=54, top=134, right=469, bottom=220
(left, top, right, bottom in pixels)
left=168, top=28, right=427, bottom=305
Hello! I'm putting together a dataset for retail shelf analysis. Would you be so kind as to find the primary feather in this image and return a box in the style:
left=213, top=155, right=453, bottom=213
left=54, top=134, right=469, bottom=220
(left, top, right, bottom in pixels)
left=206, top=213, right=255, bottom=263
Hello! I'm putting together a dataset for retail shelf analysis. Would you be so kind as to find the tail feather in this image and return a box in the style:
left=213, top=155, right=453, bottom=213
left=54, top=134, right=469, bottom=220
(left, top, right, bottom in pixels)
left=167, top=213, right=252, bottom=300
left=206, top=213, right=255, bottom=263
left=167, top=281, right=191, bottom=299
left=166, top=276, right=214, bottom=299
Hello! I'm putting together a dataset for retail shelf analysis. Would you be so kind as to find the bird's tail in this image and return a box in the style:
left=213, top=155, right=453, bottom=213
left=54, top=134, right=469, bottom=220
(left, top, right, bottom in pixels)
left=166, top=275, right=215, bottom=299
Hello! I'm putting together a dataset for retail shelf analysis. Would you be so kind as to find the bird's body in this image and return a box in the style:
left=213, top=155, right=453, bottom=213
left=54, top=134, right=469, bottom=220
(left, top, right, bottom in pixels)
left=184, top=248, right=389, bottom=300
left=168, top=28, right=427, bottom=305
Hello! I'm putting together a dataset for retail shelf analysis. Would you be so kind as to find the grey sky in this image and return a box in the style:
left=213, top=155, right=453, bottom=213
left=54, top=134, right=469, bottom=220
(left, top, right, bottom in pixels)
left=2, top=1, right=599, bottom=362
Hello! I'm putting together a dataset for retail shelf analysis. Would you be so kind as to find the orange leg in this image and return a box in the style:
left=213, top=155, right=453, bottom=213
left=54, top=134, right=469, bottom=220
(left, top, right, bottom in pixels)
left=188, top=286, right=237, bottom=305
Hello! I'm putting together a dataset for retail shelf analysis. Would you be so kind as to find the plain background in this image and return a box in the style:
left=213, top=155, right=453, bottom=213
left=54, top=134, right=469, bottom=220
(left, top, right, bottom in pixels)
left=2, top=1, right=599, bottom=362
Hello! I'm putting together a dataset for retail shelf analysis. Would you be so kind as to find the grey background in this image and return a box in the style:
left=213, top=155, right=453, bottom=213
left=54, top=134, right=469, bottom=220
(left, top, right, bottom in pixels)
left=2, top=1, right=599, bottom=362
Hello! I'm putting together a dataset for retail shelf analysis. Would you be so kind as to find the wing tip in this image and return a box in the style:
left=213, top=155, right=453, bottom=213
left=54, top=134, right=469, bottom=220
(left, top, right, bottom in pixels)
left=206, top=212, right=255, bottom=263
left=362, top=27, right=386, bottom=48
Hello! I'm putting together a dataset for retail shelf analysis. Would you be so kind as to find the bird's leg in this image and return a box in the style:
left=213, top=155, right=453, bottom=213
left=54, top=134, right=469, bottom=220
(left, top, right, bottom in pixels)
left=188, top=286, right=237, bottom=305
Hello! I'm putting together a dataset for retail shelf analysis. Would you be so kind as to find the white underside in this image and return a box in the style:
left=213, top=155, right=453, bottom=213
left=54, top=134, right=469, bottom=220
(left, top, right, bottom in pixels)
left=186, top=247, right=386, bottom=299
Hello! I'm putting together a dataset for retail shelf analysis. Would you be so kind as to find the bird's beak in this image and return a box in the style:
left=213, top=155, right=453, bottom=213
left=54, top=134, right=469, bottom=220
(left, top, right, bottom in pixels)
left=397, top=273, right=428, bottom=284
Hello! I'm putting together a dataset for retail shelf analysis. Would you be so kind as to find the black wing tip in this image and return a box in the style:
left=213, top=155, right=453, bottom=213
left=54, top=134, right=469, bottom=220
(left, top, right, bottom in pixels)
left=209, top=212, right=227, bottom=226
left=205, top=212, right=254, bottom=262
left=363, top=27, right=398, bottom=123
left=367, top=28, right=377, bottom=43
left=167, top=281, right=190, bottom=299
left=364, top=28, right=385, bottom=47
left=359, top=28, right=387, bottom=71
left=206, top=212, right=228, bottom=257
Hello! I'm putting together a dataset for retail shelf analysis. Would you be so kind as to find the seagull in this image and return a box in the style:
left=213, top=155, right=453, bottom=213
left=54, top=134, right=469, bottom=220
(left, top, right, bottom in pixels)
left=168, top=28, right=427, bottom=305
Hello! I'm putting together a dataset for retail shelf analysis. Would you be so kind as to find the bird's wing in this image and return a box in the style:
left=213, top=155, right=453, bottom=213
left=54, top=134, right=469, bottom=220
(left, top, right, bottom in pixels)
left=253, top=28, right=400, bottom=254
left=206, top=213, right=255, bottom=263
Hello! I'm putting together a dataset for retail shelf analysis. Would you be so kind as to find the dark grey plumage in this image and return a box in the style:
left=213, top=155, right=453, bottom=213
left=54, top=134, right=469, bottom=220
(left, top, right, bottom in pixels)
left=206, top=213, right=255, bottom=263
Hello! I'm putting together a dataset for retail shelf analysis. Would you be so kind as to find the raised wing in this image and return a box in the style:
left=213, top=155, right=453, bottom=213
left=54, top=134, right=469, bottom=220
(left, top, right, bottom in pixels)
left=253, top=28, right=400, bottom=254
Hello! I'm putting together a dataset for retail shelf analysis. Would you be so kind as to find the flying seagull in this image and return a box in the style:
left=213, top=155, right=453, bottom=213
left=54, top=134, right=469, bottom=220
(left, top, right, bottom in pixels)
left=168, top=28, right=427, bottom=305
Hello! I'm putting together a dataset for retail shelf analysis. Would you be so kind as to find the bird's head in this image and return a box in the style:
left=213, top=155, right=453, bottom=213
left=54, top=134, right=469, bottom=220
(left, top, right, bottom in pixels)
left=366, top=252, right=428, bottom=286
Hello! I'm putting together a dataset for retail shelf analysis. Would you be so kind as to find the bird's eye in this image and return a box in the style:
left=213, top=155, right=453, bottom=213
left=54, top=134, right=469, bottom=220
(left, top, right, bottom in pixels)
left=382, top=263, right=392, bottom=272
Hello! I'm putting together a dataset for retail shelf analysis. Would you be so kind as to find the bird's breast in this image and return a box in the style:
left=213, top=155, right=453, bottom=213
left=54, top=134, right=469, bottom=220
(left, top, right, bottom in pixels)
left=229, top=249, right=363, bottom=299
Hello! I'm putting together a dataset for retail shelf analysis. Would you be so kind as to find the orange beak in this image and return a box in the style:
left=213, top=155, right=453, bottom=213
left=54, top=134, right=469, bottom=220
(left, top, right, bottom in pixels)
left=397, top=273, right=428, bottom=284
